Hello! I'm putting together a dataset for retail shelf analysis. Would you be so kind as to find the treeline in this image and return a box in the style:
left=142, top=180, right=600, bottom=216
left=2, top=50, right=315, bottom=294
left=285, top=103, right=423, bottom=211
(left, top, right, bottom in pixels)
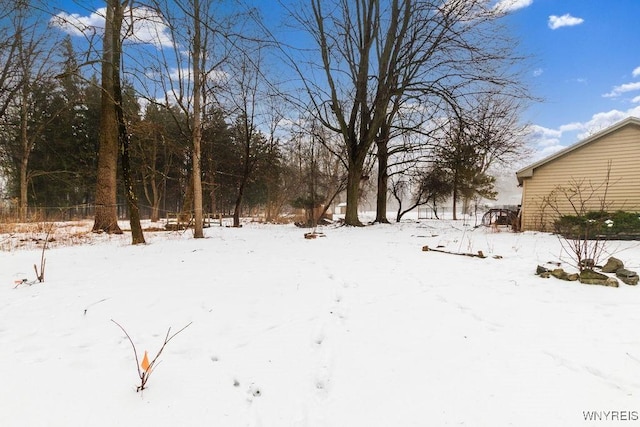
left=0, top=0, right=532, bottom=232
left=0, top=38, right=332, bottom=224
left=0, top=4, right=337, bottom=226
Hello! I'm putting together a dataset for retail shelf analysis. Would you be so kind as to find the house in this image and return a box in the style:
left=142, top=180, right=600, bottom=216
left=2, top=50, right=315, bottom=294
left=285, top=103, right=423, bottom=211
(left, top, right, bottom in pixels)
left=333, top=202, right=347, bottom=216
left=516, top=116, right=640, bottom=231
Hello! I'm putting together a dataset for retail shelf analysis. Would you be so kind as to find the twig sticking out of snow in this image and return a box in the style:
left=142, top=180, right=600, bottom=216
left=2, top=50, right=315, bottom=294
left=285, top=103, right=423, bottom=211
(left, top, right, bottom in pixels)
left=83, top=298, right=110, bottom=315
left=111, top=319, right=192, bottom=392
left=33, top=223, right=54, bottom=283
left=13, top=278, right=37, bottom=288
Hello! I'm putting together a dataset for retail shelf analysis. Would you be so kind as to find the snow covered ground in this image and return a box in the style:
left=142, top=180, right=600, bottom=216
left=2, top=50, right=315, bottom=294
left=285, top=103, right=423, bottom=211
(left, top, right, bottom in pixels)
left=2, top=217, right=640, bottom=426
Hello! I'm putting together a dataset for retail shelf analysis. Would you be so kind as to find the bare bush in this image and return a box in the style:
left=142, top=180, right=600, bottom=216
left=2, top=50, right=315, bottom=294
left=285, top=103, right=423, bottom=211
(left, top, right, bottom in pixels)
left=543, top=165, right=616, bottom=271
left=112, top=319, right=192, bottom=392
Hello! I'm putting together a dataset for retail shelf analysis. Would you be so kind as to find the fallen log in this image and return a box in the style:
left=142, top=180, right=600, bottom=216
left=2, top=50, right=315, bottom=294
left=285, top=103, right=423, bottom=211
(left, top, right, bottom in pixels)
left=304, top=232, right=326, bottom=239
left=422, top=245, right=486, bottom=259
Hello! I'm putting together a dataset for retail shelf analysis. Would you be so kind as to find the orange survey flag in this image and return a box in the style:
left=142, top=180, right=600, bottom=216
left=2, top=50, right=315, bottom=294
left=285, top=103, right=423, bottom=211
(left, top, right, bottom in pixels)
left=141, top=351, right=151, bottom=372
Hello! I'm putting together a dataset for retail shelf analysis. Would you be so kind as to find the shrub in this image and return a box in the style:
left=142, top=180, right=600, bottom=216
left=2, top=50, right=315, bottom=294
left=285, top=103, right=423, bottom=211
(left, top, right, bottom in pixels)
left=608, top=211, right=640, bottom=235
left=554, top=211, right=640, bottom=240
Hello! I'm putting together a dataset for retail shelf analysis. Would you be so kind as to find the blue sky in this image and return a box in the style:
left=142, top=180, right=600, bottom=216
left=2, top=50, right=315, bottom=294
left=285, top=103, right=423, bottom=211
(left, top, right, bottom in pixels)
left=51, top=0, right=640, bottom=159
left=497, top=0, right=640, bottom=157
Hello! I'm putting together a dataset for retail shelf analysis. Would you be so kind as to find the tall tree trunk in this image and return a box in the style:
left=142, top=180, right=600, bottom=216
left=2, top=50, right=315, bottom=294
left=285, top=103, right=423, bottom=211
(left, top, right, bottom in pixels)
left=210, top=183, right=216, bottom=218
left=181, top=173, right=194, bottom=223
left=141, top=134, right=162, bottom=222
left=233, top=180, right=246, bottom=227
left=191, top=0, right=204, bottom=238
left=119, top=126, right=145, bottom=243
left=374, top=137, right=390, bottom=223
left=452, top=169, right=459, bottom=221
left=233, top=138, right=251, bottom=227
left=92, top=0, right=122, bottom=234
left=19, top=84, right=29, bottom=222
left=19, top=159, right=28, bottom=222
left=150, top=174, right=160, bottom=222
left=316, top=186, right=342, bottom=224
left=112, top=2, right=144, bottom=244
left=344, top=158, right=364, bottom=226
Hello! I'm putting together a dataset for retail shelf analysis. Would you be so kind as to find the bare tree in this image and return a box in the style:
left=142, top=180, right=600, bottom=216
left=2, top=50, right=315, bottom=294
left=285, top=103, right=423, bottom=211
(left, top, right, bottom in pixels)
left=391, top=164, right=452, bottom=221
left=91, top=0, right=145, bottom=243
left=292, top=0, right=392, bottom=225
left=262, top=96, right=289, bottom=223
left=223, top=52, right=267, bottom=227
left=0, top=2, right=22, bottom=122
left=189, top=0, right=205, bottom=237
left=463, top=92, right=531, bottom=176
left=435, top=93, right=529, bottom=219
left=140, top=0, right=242, bottom=237
left=133, top=105, right=177, bottom=222
left=113, top=1, right=145, bottom=244
left=93, top=2, right=123, bottom=234
left=374, top=103, right=446, bottom=222
left=288, top=119, right=348, bottom=226
left=292, top=0, right=528, bottom=226
left=6, top=3, right=65, bottom=221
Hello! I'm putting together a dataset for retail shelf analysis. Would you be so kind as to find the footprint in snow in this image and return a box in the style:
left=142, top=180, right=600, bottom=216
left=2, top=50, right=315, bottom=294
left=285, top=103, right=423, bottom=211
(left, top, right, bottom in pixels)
left=246, top=383, right=262, bottom=403
left=314, top=364, right=332, bottom=397
left=334, top=292, right=343, bottom=304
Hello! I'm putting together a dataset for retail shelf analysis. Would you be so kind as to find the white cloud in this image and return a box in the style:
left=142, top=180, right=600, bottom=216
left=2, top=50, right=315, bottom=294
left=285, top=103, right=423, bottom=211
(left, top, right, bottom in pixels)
left=529, top=124, right=561, bottom=142
left=525, top=125, right=563, bottom=158
left=532, top=68, right=543, bottom=77
left=559, top=108, right=640, bottom=142
left=493, top=0, right=533, bottom=14
left=50, top=8, right=106, bottom=36
left=558, top=122, right=584, bottom=133
left=50, top=6, right=173, bottom=48
left=548, top=14, right=584, bottom=30
left=126, top=6, right=173, bottom=48
left=603, top=81, right=640, bottom=98
left=633, top=66, right=640, bottom=78
left=575, top=111, right=628, bottom=139
left=632, top=96, right=640, bottom=104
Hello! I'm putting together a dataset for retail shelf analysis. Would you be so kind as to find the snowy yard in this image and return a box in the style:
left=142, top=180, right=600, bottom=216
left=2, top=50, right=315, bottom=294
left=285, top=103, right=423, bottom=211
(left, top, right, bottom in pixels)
left=2, top=219, right=640, bottom=426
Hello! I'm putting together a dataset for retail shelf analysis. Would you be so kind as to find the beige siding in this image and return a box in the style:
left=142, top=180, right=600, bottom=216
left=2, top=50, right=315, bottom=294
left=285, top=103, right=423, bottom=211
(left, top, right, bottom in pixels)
left=521, top=124, right=640, bottom=231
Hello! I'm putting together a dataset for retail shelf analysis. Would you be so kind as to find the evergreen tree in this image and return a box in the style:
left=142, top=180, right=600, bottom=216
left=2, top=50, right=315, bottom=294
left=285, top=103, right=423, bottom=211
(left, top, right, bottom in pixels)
left=28, top=38, right=95, bottom=215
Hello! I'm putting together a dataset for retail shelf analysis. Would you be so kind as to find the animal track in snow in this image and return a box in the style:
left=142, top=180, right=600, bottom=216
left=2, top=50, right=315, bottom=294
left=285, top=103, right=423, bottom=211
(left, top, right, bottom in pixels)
left=248, top=383, right=262, bottom=397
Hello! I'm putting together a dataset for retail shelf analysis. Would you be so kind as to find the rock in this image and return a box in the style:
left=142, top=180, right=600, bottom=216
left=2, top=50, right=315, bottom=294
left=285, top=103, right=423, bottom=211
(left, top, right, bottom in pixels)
left=536, top=265, right=549, bottom=275
left=602, top=257, right=624, bottom=273
left=551, top=268, right=566, bottom=279
left=539, top=272, right=551, bottom=278
left=580, top=269, right=618, bottom=287
left=579, top=269, right=606, bottom=282
left=616, top=268, right=639, bottom=285
left=549, top=268, right=579, bottom=281
left=605, top=278, right=620, bottom=287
